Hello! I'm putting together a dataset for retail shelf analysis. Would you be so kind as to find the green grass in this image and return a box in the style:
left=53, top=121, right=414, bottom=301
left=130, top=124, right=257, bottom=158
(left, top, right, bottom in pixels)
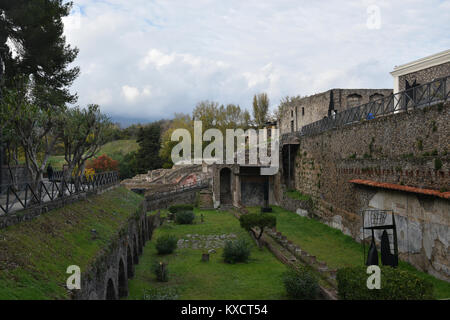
left=126, top=208, right=288, bottom=300
left=46, top=139, right=139, bottom=171
left=0, top=187, right=143, bottom=300
left=47, top=155, right=67, bottom=170
left=285, top=190, right=313, bottom=202
left=257, top=206, right=450, bottom=299
left=96, top=139, right=139, bottom=158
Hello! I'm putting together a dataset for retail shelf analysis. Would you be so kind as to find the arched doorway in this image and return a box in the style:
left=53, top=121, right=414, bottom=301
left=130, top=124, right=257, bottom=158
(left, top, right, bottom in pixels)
left=133, top=236, right=139, bottom=264
left=127, top=245, right=134, bottom=278
left=105, top=279, right=116, bottom=300
left=118, top=258, right=127, bottom=298
left=220, top=168, right=232, bottom=205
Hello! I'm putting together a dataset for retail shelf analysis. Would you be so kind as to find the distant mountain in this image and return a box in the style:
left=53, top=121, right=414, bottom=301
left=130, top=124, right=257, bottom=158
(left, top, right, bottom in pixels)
left=109, top=115, right=161, bottom=128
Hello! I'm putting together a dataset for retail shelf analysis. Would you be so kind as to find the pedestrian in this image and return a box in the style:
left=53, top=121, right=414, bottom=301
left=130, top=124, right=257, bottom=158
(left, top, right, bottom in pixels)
left=47, top=164, right=54, bottom=181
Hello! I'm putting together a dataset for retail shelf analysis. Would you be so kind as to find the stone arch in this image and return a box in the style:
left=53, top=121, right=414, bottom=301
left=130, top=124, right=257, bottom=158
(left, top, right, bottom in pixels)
left=369, top=93, right=384, bottom=102
left=105, top=278, right=116, bottom=300
left=118, top=258, right=127, bottom=298
left=346, top=93, right=362, bottom=108
left=220, top=167, right=232, bottom=205
left=137, top=229, right=143, bottom=255
left=127, top=245, right=134, bottom=278
left=133, top=235, right=139, bottom=264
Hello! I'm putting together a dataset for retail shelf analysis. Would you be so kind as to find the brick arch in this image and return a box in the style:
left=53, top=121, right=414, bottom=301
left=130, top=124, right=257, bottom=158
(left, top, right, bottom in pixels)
left=346, top=93, right=362, bottom=108
left=219, top=167, right=232, bottom=205
left=127, top=244, right=134, bottom=278
left=369, top=93, right=384, bottom=102
left=133, top=234, right=139, bottom=264
left=105, top=278, right=116, bottom=300
left=118, top=258, right=127, bottom=298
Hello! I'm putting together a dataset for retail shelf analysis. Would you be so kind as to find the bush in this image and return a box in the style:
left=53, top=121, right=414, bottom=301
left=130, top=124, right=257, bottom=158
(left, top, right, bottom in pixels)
left=169, top=204, right=194, bottom=213
left=175, top=211, right=195, bottom=225
left=222, top=238, right=251, bottom=264
left=283, top=267, right=319, bottom=300
left=155, top=234, right=178, bottom=255
left=151, top=261, right=169, bottom=282
left=143, top=287, right=179, bottom=300
left=336, top=266, right=434, bottom=300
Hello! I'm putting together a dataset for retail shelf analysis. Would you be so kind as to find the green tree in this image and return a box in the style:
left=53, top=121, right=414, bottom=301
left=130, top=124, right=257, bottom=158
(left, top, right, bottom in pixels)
left=252, top=93, right=270, bottom=128
left=59, top=104, right=112, bottom=184
left=134, top=122, right=163, bottom=173
left=0, top=0, right=80, bottom=106
left=239, top=213, right=276, bottom=240
left=0, top=82, right=63, bottom=191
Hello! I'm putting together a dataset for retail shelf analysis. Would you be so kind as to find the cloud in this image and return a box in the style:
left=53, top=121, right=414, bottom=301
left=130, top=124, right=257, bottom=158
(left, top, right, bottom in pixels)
left=63, top=0, right=450, bottom=123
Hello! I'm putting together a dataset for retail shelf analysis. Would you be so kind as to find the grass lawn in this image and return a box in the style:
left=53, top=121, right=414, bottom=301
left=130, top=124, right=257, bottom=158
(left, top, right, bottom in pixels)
left=126, top=209, right=289, bottom=300
left=0, top=187, right=143, bottom=299
left=252, top=206, right=450, bottom=299
left=96, top=139, right=139, bottom=158
left=46, top=140, right=139, bottom=171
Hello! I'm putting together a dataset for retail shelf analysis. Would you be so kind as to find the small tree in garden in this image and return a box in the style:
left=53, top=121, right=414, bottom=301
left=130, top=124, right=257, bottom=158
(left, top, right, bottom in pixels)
left=86, top=154, right=118, bottom=172
left=240, top=213, right=276, bottom=240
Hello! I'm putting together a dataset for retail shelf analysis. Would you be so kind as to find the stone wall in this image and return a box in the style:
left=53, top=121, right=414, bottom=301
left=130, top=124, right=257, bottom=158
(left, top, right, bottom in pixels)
left=73, top=201, right=160, bottom=300
left=279, top=88, right=393, bottom=135
left=145, top=187, right=206, bottom=211
left=399, top=62, right=450, bottom=91
left=277, top=101, right=450, bottom=281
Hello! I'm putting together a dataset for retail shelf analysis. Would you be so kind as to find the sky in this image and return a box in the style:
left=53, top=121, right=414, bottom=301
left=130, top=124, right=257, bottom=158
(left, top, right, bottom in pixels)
left=62, top=0, right=450, bottom=126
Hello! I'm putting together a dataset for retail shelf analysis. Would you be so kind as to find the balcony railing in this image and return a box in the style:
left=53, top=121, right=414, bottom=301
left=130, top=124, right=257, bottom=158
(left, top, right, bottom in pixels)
left=292, top=75, right=449, bottom=137
left=0, top=171, right=119, bottom=215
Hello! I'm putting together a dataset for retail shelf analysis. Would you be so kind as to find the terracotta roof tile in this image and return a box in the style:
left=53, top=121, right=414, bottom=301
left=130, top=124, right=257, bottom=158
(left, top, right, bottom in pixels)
left=349, top=179, right=450, bottom=200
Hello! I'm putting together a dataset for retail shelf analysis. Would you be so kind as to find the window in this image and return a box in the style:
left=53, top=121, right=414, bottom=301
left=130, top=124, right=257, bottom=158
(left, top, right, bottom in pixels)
left=302, top=107, right=305, bottom=116
left=291, top=120, right=294, bottom=132
left=346, top=93, right=362, bottom=108
left=291, top=110, right=294, bottom=117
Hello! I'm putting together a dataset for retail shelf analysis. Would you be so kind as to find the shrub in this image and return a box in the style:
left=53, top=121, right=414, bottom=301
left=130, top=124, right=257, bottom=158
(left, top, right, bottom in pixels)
left=169, top=204, right=194, bottom=213
left=143, top=287, right=179, bottom=300
left=155, top=234, right=177, bottom=255
left=283, top=267, right=319, bottom=300
left=240, top=213, right=276, bottom=239
left=175, top=211, right=195, bottom=224
left=336, top=266, right=434, bottom=300
left=86, top=154, right=118, bottom=172
left=222, top=238, right=251, bottom=264
left=151, top=261, right=169, bottom=282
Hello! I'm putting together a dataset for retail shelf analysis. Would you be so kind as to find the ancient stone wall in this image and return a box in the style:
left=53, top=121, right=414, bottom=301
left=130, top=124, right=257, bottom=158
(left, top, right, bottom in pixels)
left=399, top=62, right=450, bottom=91
left=74, top=202, right=160, bottom=300
left=279, top=88, right=392, bottom=135
left=277, top=101, right=450, bottom=281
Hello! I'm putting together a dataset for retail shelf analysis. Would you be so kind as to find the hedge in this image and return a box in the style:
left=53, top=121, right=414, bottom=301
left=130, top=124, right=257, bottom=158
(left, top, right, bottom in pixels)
left=168, top=204, right=194, bottom=213
left=337, top=266, right=434, bottom=300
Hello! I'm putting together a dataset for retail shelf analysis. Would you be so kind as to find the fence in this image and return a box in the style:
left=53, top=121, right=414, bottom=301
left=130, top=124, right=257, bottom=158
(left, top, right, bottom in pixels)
left=299, top=75, right=449, bottom=136
left=0, top=171, right=119, bottom=215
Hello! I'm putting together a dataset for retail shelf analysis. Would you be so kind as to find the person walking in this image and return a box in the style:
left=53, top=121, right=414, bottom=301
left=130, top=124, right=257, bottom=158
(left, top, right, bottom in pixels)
left=47, top=164, right=54, bottom=182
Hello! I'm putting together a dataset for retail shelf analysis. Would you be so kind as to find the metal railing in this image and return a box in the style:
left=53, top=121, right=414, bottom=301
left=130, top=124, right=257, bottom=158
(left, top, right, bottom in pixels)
left=146, top=179, right=211, bottom=200
left=0, top=171, right=119, bottom=215
left=297, top=75, right=449, bottom=137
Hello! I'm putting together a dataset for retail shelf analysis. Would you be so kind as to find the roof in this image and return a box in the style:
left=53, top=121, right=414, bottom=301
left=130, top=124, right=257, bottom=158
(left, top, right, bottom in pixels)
left=390, top=49, right=450, bottom=77
left=349, top=179, right=450, bottom=200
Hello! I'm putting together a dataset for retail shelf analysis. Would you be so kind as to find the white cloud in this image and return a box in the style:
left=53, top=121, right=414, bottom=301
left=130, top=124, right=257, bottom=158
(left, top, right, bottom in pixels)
left=122, top=85, right=140, bottom=102
left=63, top=0, right=450, bottom=123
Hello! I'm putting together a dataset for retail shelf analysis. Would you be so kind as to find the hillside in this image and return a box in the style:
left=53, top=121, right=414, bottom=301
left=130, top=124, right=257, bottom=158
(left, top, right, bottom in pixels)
left=0, top=187, right=143, bottom=299
left=47, top=139, right=139, bottom=170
